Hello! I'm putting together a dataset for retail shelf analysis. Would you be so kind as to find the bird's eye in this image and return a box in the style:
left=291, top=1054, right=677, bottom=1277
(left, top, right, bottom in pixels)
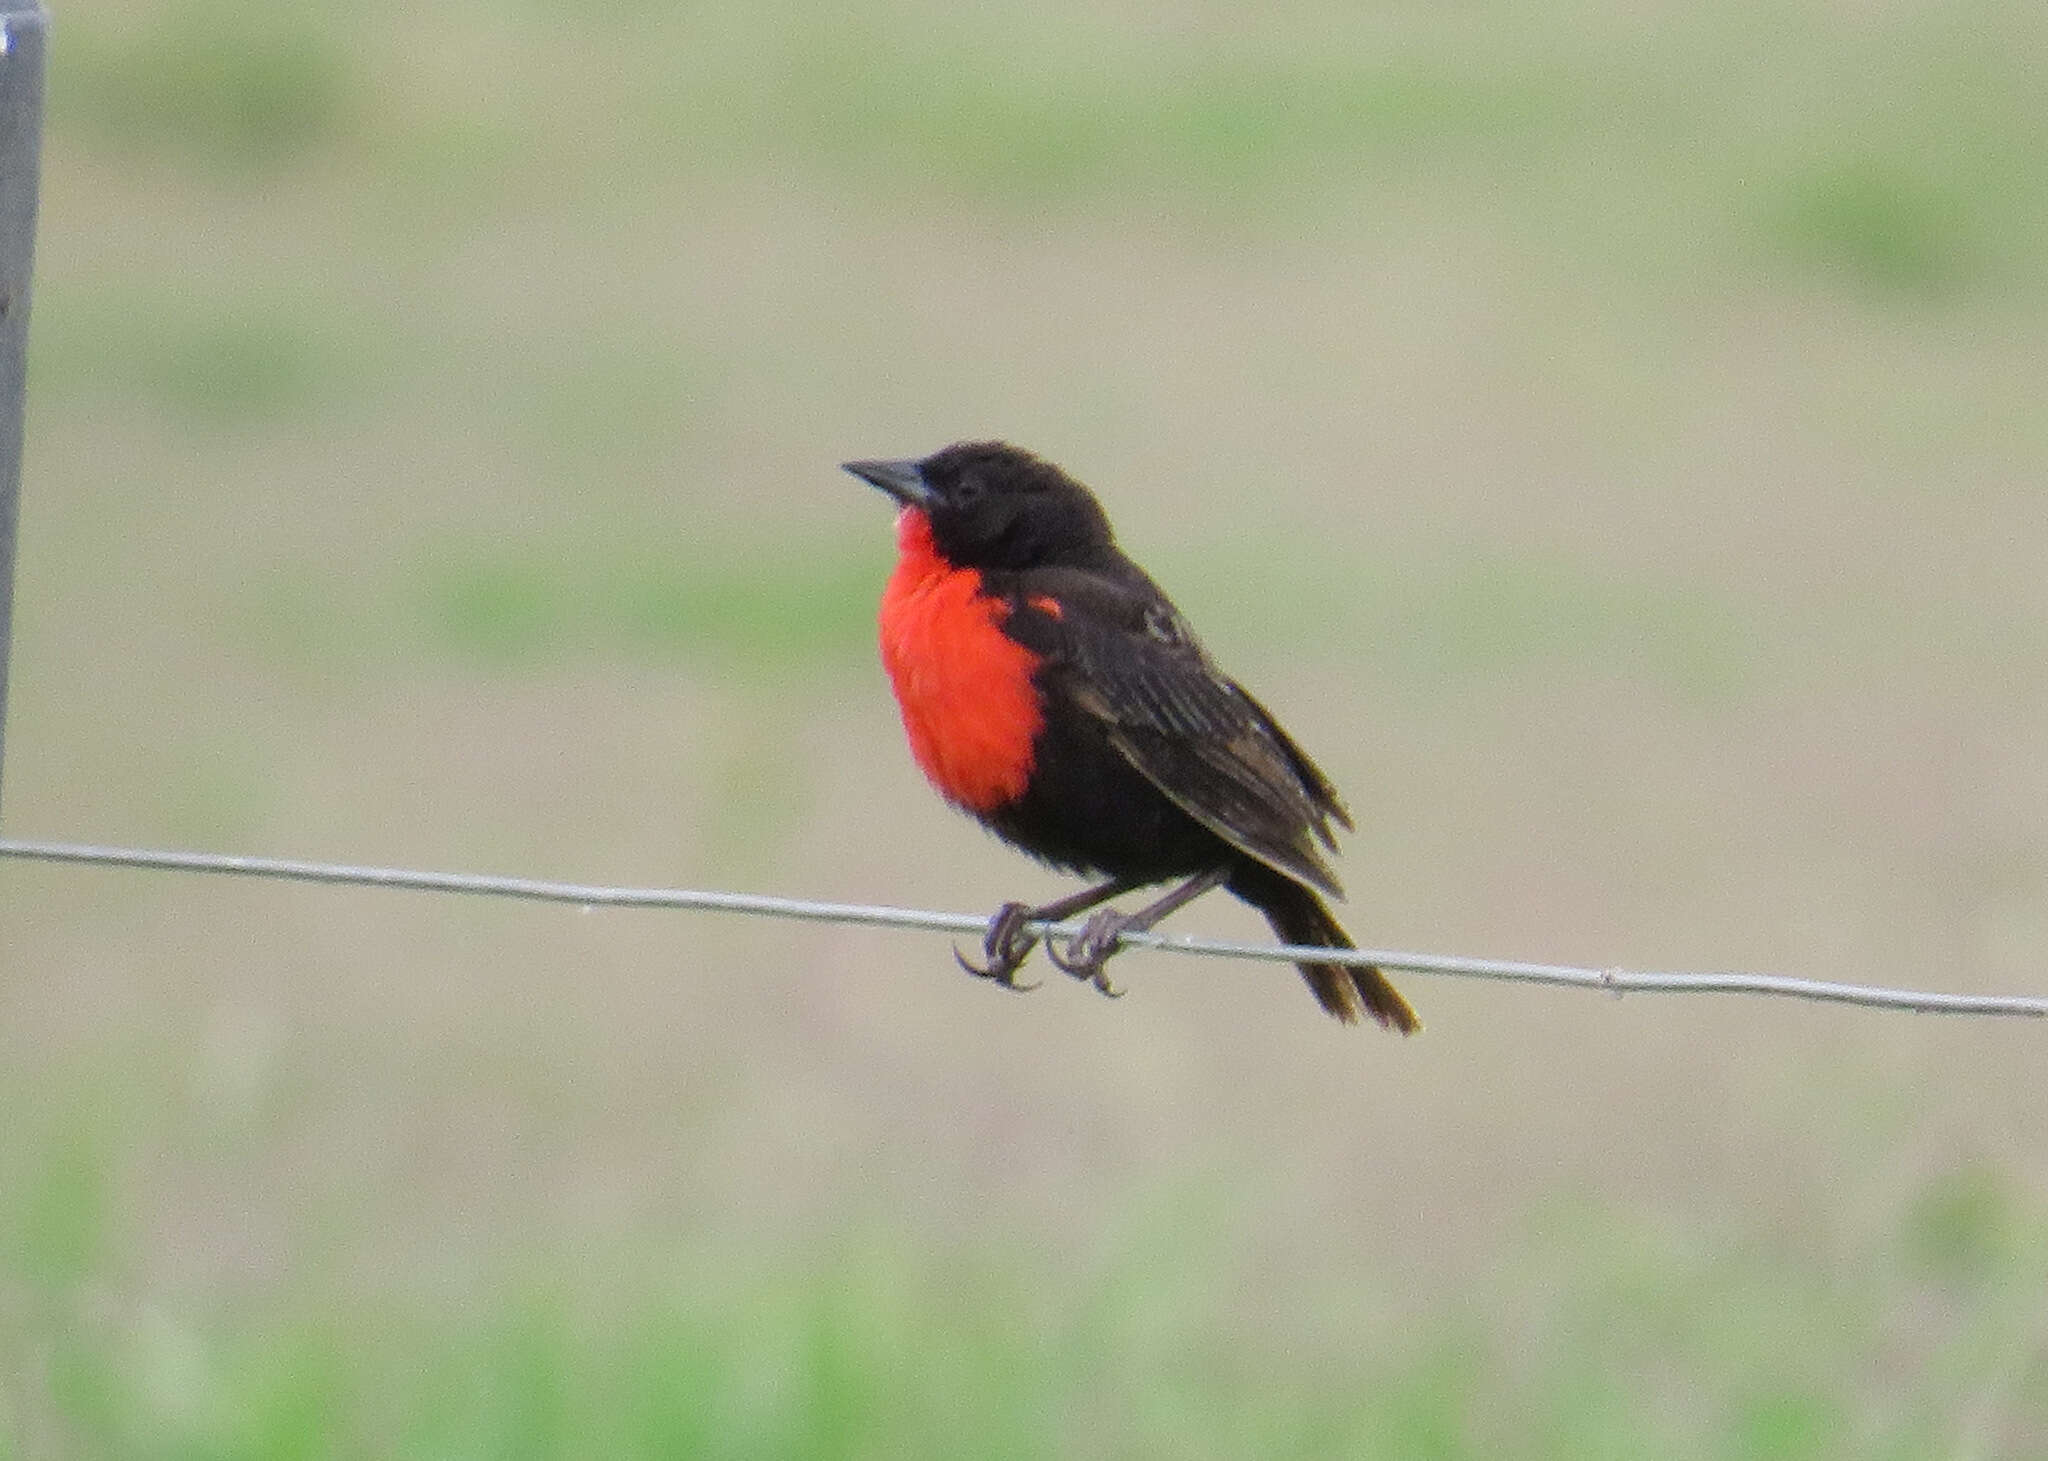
left=952, top=476, right=984, bottom=504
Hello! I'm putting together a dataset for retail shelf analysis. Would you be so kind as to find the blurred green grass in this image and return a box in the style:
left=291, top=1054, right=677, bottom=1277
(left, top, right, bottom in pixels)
left=417, top=538, right=881, bottom=672
left=41, top=0, right=2048, bottom=299
left=50, top=1, right=358, bottom=172
left=222, top=533, right=1760, bottom=699
left=27, top=0, right=2047, bottom=696
left=31, top=282, right=390, bottom=425
left=6, top=1110, right=2045, bottom=1458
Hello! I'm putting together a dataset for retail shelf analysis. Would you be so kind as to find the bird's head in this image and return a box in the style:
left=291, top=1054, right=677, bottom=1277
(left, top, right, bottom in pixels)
left=843, top=441, right=1115, bottom=571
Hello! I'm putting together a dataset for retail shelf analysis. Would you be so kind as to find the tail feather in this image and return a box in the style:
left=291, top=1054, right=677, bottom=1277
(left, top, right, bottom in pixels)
left=1230, top=866, right=1420, bottom=1035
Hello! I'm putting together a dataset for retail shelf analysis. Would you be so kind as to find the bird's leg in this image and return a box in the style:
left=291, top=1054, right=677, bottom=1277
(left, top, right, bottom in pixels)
left=954, top=875, right=1144, bottom=991
left=1049, top=864, right=1231, bottom=997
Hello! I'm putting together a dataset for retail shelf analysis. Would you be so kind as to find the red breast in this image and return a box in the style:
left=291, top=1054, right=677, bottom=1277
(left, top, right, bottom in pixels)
left=878, top=509, right=1044, bottom=813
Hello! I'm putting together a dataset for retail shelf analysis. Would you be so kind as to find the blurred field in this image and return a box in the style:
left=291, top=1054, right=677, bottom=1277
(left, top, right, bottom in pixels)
left=4, top=0, right=2048, bottom=1454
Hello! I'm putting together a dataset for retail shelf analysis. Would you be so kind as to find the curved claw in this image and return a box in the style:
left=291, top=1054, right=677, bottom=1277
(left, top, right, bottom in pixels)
left=954, top=942, right=1040, bottom=992
left=1048, top=911, right=1130, bottom=998
left=955, top=901, right=1043, bottom=991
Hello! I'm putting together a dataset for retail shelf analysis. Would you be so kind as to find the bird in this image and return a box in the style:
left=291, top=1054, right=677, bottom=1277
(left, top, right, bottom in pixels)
left=844, top=441, right=1419, bottom=1033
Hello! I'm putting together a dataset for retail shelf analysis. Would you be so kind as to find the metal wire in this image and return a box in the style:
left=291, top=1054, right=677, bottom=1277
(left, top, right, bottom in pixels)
left=2, top=836, right=2043, bottom=1018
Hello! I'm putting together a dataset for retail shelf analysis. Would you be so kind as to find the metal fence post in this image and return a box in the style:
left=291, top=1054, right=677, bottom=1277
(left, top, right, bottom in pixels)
left=0, top=3, right=46, bottom=819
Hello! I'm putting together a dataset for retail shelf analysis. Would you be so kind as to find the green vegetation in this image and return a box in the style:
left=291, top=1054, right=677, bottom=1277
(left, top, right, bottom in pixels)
left=7, top=1118, right=2044, bottom=1457
left=1766, top=160, right=1981, bottom=300
left=419, top=540, right=876, bottom=672
left=43, top=1, right=2048, bottom=286
left=31, top=283, right=387, bottom=425
left=52, top=1, right=358, bottom=170
left=28, top=0, right=2046, bottom=687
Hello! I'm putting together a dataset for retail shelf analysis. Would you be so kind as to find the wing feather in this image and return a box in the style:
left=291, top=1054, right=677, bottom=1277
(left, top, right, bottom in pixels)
left=1021, top=571, right=1350, bottom=895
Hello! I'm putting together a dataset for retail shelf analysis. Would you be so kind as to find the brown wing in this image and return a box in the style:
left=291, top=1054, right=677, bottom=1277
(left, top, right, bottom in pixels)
left=1021, top=569, right=1351, bottom=896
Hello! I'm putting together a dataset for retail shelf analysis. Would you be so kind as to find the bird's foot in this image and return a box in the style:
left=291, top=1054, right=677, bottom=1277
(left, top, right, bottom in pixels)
left=953, top=901, right=1042, bottom=992
left=1049, top=909, right=1131, bottom=998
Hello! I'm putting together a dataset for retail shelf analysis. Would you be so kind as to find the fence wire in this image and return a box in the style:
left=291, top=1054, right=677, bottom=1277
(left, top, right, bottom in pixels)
left=2, top=837, right=2044, bottom=1018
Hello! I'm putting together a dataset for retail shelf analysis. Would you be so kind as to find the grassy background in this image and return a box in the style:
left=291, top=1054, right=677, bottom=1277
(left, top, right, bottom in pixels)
left=5, top=0, right=2048, bottom=1453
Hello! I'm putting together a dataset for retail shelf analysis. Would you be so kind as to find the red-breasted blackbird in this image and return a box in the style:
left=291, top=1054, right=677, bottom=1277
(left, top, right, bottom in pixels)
left=845, top=442, right=1419, bottom=1033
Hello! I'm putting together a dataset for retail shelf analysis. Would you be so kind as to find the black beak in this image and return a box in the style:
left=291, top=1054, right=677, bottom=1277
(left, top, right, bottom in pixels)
left=842, top=457, right=936, bottom=509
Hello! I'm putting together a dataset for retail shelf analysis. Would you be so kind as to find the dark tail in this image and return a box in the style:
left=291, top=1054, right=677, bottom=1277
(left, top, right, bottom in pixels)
left=1229, top=865, right=1420, bottom=1034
